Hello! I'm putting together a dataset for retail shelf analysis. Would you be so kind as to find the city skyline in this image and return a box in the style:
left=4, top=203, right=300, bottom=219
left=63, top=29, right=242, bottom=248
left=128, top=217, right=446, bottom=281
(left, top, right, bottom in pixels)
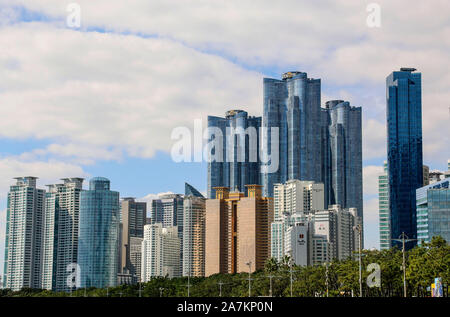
left=1, top=1, right=450, bottom=277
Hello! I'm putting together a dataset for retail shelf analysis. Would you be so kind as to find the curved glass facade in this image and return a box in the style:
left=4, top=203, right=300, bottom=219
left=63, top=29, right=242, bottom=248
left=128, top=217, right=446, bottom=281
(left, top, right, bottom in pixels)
left=262, top=72, right=322, bottom=197
left=77, top=177, right=120, bottom=288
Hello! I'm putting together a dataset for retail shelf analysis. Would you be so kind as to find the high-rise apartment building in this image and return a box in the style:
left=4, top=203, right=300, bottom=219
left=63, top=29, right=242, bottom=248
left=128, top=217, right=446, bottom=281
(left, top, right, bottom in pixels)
left=42, top=178, right=83, bottom=292
left=120, top=197, right=146, bottom=283
left=182, top=196, right=206, bottom=277
left=386, top=68, right=423, bottom=249
left=205, top=185, right=273, bottom=276
left=322, top=100, right=363, bottom=222
left=261, top=71, right=322, bottom=198
left=151, top=194, right=184, bottom=272
left=141, top=224, right=181, bottom=281
left=271, top=180, right=324, bottom=263
left=77, top=177, right=120, bottom=289
left=379, top=162, right=390, bottom=250
left=416, top=178, right=450, bottom=245
left=312, top=205, right=359, bottom=264
left=207, top=110, right=261, bottom=199
left=3, top=177, right=45, bottom=291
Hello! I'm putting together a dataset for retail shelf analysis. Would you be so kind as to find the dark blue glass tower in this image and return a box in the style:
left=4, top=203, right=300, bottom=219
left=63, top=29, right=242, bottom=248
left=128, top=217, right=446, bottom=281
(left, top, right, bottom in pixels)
left=77, top=177, right=120, bottom=288
left=386, top=68, right=423, bottom=249
left=207, top=110, right=261, bottom=198
left=261, top=71, right=322, bottom=197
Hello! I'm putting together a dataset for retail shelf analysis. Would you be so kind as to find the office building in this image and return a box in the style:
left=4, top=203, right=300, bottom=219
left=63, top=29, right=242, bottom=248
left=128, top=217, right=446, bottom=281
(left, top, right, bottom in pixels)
left=261, top=71, right=322, bottom=198
left=207, top=110, right=261, bottom=199
left=42, top=178, right=84, bottom=292
left=77, top=177, right=120, bottom=289
left=205, top=185, right=273, bottom=276
left=120, top=197, right=146, bottom=283
left=416, top=178, right=450, bottom=245
left=185, top=183, right=204, bottom=198
left=3, top=177, right=45, bottom=291
left=386, top=68, right=423, bottom=249
left=183, top=195, right=206, bottom=277
left=141, top=224, right=181, bottom=280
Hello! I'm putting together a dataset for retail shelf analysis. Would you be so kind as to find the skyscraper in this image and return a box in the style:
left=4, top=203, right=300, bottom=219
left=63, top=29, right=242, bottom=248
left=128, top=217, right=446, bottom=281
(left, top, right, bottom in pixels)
left=182, top=196, right=206, bottom=277
left=378, top=162, right=390, bottom=250
left=77, top=177, right=120, bottom=288
left=141, top=224, right=181, bottom=280
left=261, top=71, right=322, bottom=198
left=150, top=194, right=184, bottom=272
left=185, top=183, right=205, bottom=198
left=322, top=100, right=363, bottom=221
left=386, top=68, right=423, bottom=249
left=3, top=177, right=45, bottom=291
left=207, top=110, right=261, bottom=199
left=205, top=185, right=273, bottom=276
left=120, top=197, right=146, bottom=283
left=42, top=178, right=83, bottom=292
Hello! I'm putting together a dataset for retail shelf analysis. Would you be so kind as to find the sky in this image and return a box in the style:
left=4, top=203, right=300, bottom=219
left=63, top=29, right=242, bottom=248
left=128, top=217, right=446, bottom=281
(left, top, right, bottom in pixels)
left=0, top=1, right=449, bottom=274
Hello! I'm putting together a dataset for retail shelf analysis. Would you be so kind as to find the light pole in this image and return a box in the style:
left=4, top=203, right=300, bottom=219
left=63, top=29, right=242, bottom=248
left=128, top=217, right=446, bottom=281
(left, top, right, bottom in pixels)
left=246, top=261, right=252, bottom=297
left=218, top=281, right=224, bottom=297
left=266, top=274, right=280, bottom=297
left=392, top=232, right=417, bottom=297
left=353, top=224, right=363, bottom=297
left=159, top=287, right=164, bottom=297
left=324, top=262, right=329, bottom=297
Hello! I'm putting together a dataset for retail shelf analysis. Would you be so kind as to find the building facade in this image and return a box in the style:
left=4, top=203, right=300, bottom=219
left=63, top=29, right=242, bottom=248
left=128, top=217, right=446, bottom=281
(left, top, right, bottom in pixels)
left=77, top=177, right=120, bottom=289
left=183, top=196, right=206, bottom=277
left=205, top=185, right=273, bottom=276
left=120, top=197, right=146, bottom=283
left=379, top=162, right=390, bottom=250
left=416, top=178, right=450, bottom=245
left=270, top=180, right=324, bottom=263
left=42, top=178, right=83, bottom=292
left=141, top=224, right=181, bottom=281
left=3, top=177, right=45, bottom=291
left=322, top=100, right=363, bottom=222
left=207, top=110, right=261, bottom=199
left=386, top=68, right=423, bottom=249
left=261, top=71, right=322, bottom=198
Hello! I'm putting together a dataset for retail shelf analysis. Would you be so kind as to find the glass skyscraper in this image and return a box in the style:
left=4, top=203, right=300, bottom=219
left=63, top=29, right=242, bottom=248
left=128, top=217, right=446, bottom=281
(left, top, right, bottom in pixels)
left=77, top=177, right=120, bottom=288
left=261, top=71, right=322, bottom=198
left=416, top=178, right=450, bottom=245
left=322, top=100, right=363, bottom=222
left=386, top=68, right=423, bottom=249
left=207, top=110, right=261, bottom=198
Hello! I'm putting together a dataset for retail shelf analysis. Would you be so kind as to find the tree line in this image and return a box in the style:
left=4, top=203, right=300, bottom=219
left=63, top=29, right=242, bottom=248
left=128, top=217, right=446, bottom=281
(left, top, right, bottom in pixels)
left=1, top=236, right=448, bottom=297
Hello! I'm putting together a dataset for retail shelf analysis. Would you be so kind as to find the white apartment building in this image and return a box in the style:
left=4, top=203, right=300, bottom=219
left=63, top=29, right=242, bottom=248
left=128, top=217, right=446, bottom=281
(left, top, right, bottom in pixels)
left=141, top=224, right=181, bottom=281
left=3, top=177, right=45, bottom=291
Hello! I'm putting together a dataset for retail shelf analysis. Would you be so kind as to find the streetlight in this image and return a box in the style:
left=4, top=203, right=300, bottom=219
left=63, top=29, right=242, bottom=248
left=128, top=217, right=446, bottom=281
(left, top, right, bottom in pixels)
left=217, top=281, right=225, bottom=297
left=324, top=262, right=329, bottom=297
left=266, top=274, right=281, bottom=297
left=246, top=261, right=252, bottom=297
left=392, top=232, right=417, bottom=297
left=159, top=287, right=165, bottom=297
left=353, top=224, right=363, bottom=297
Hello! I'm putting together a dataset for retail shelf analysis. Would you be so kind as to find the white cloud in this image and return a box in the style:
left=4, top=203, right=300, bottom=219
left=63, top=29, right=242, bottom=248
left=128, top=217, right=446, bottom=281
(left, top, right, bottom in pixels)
left=363, top=197, right=379, bottom=249
left=0, top=156, right=88, bottom=201
left=0, top=23, right=262, bottom=162
left=363, top=165, right=384, bottom=196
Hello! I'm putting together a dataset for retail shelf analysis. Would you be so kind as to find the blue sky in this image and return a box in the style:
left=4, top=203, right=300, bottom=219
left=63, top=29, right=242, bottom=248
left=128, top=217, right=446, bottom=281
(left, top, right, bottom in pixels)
left=1, top=1, right=449, bottom=274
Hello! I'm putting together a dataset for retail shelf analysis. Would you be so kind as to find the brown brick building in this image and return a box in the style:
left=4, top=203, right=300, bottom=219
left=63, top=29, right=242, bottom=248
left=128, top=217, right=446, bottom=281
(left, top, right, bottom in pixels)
left=205, top=185, right=273, bottom=276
